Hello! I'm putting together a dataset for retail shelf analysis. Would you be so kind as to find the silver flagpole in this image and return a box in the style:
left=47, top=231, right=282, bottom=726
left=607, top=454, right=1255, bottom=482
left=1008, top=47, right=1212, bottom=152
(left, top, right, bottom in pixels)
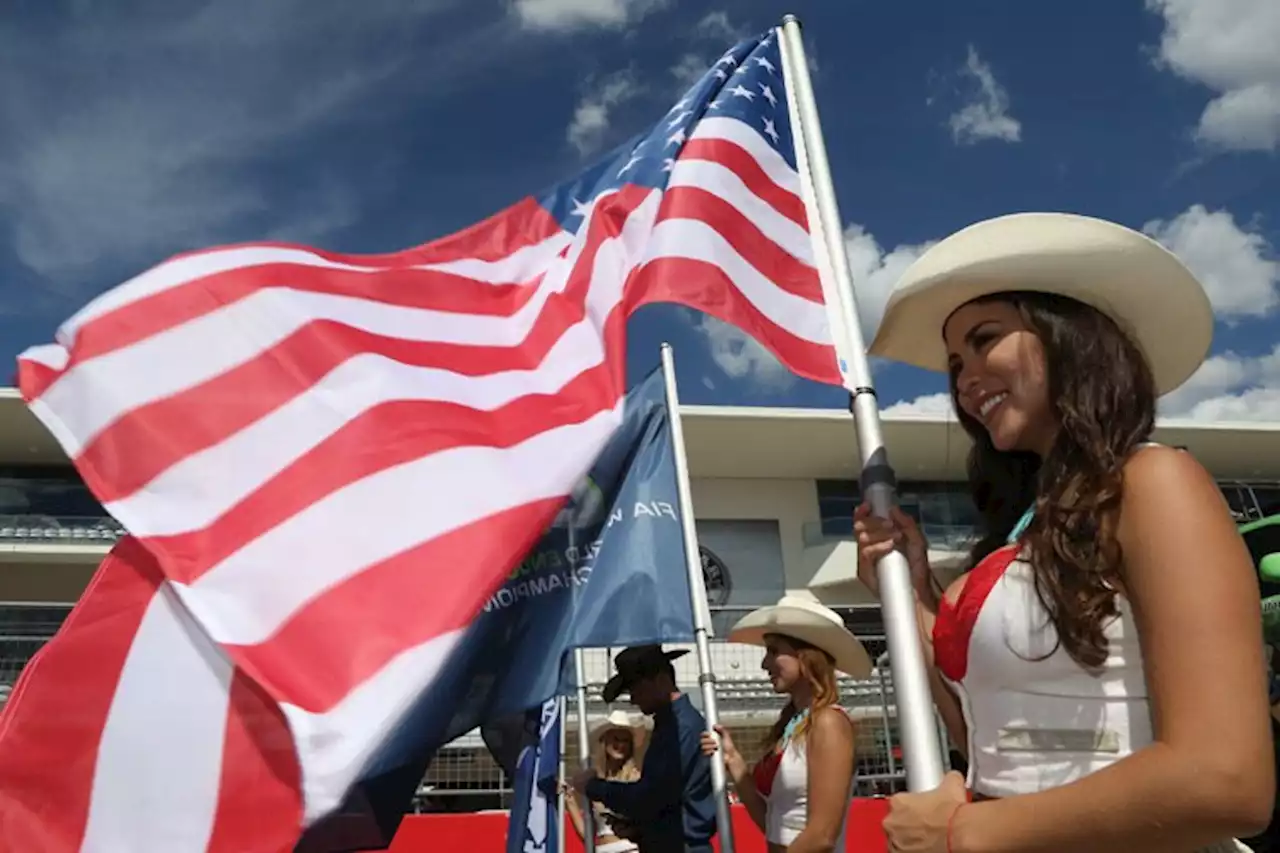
left=660, top=343, right=736, bottom=853
left=573, top=649, right=597, bottom=853
left=776, top=15, right=946, bottom=791
left=557, top=695, right=568, bottom=853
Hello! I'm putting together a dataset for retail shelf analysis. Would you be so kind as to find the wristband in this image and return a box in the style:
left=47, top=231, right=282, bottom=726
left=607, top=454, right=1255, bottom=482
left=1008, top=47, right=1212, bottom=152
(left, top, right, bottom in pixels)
left=946, top=803, right=966, bottom=853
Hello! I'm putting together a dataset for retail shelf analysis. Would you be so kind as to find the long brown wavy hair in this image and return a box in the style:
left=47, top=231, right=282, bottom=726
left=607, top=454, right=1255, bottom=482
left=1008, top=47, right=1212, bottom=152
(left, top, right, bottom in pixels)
left=761, top=634, right=843, bottom=751
left=950, top=291, right=1157, bottom=671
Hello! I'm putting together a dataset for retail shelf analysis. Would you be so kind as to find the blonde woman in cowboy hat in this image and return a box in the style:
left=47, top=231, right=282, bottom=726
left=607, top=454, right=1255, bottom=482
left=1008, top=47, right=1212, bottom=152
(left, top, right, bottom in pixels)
left=565, top=710, right=650, bottom=853
left=854, top=213, right=1272, bottom=852
left=699, top=596, right=872, bottom=852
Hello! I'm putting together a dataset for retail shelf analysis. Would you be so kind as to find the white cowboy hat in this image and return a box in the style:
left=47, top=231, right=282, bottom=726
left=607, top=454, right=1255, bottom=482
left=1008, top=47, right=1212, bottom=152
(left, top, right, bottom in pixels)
left=589, top=710, right=649, bottom=767
left=591, top=709, right=650, bottom=740
left=728, top=596, right=873, bottom=678
left=869, top=212, right=1214, bottom=395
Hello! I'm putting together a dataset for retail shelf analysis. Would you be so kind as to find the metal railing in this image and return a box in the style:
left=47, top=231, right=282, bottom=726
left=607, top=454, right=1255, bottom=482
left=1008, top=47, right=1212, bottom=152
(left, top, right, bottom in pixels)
left=415, top=611, right=911, bottom=808
left=0, top=515, right=125, bottom=543
left=0, top=602, right=916, bottom=810
left=0, top=602, right=71, bottom=690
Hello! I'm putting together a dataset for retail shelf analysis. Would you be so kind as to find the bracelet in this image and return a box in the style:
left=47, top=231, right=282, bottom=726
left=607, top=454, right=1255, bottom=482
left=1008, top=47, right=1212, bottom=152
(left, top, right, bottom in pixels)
left=946, top=803, right=966, bottom=853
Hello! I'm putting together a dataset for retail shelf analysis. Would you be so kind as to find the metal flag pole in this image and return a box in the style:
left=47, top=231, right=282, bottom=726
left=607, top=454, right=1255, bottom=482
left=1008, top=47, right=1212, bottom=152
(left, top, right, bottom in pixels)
left=875, top=652, right=897, bottom=779
left=776, top=15, right=946, bottom=791
left=557, top=694, right=568, bottom=853
left=573, top=649, right=597, bottom=853
left=660, top=342, right=736, bottom=853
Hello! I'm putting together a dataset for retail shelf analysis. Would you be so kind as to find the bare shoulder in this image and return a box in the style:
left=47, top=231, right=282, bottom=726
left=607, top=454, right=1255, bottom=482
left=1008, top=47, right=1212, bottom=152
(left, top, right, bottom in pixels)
left=810, top=705, right=855, bottom=740
left=1118, top=443, right=1251, bottom=591
left=1123, top=443, right=1214, bottom=491
left=1119, top=444, right=1229, bottom=535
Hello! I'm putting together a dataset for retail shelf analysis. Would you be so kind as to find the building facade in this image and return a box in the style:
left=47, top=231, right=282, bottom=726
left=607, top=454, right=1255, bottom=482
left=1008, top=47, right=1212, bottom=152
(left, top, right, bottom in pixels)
left=2, top=389, right=1278, bottom=808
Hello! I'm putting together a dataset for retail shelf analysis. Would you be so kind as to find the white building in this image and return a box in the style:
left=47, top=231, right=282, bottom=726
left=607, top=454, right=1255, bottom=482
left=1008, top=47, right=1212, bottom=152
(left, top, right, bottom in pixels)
left=2, top=389, right=1279, bottom=798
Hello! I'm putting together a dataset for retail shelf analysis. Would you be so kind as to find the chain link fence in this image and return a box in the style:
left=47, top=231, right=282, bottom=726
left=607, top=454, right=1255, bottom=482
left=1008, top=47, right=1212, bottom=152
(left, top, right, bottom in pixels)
left=0, top=602, right=915, bottom=813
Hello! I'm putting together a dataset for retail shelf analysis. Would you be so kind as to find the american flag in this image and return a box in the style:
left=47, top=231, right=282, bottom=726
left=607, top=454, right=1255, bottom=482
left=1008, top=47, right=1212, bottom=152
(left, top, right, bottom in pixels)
left=0, top=29, right=846, bottom=852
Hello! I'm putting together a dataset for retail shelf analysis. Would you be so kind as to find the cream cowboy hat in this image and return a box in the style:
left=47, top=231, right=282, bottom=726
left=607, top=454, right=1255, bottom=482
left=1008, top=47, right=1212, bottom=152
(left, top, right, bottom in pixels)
left=868, top=212, right=1214, bottom=395
left=589, top=710, right=649, bottom=768
left=590, top=709, right=650, bottom=742
left=728, top=596, right=873, bottom=678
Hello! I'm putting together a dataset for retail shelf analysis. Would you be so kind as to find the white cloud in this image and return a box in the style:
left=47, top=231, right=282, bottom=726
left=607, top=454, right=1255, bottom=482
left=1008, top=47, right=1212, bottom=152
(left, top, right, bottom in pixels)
left=1143, top=204, right=1279, bottom=319
left=0, top=0, right=498, bottom=287
left=882, top=392, right=953, bottom=418
left=510, top=0, right=665, bottom=31
left=694, top=224, right=934, bottom=387
left=886, top=348, right=1280, bottom=423
left=1147, top=0, right=1280, bottom=151
left=566, top=71, right=644, bottom=156
left=669, top=54, right=709, bottom=87
left=948, top=45, right=1022, bottom=145
left=694, top=314, right=797, bottom=392
left=693, top=207, right=1279, bottom=414
left=668, top=13, right=747, bottom=89
left=695, top=11, right=745, bottom=42
left=843, top=224, right=937, bottom=340
left=1160, top=345, right=1280, bottom=420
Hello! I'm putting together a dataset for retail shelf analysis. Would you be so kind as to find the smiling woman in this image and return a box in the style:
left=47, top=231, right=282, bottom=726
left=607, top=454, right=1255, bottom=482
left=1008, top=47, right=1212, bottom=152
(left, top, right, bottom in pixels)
left=854, top=212, right=1273, bottom=853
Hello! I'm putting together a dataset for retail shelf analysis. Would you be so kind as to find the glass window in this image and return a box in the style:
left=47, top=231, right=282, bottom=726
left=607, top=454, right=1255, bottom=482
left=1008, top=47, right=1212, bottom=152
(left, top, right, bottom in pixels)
left=0, top=473, right=106, bottom=520
left=816, top=479, right=980, bottom=550
left=897, top=491, right=923, bottom=523
left=1252, top=486, right=1280, bottom=519
left=1219, top=482, right=1257, bottom=522
left=915, top=487, right=979, bottom=552
left=696, top=519, right=787, bottom=635
left=815, top=479, right=858, bottom=537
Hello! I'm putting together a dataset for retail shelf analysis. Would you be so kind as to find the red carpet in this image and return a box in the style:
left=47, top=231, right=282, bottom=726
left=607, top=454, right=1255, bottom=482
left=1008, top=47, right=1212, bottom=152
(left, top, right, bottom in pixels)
left=377, top=799, right=890, bottom=852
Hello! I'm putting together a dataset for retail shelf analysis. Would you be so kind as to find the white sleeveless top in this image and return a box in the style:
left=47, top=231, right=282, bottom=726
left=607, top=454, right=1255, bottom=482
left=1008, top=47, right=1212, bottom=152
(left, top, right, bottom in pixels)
left=765, top=721, right=852, bottom=847
left=934, top=547, right=1151, bottom=796
left=931, top=454, right=1250, bottom=851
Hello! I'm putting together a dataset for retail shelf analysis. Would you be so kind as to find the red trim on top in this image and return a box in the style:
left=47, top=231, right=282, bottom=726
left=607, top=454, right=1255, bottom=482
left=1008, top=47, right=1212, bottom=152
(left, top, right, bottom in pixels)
left=932, top=546, right=1020, bottom=682
left=753, top=749, right=782, bottom=797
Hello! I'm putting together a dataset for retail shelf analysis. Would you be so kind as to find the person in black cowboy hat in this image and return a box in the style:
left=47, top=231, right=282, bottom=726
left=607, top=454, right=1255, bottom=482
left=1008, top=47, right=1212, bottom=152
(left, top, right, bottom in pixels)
left=570, top=644, right=716, bottom=853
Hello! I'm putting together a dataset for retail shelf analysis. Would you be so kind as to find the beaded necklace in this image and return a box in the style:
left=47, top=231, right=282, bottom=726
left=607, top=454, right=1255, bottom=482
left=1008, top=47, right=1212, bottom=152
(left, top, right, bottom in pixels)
left=779, top=707, right=810, bottom=750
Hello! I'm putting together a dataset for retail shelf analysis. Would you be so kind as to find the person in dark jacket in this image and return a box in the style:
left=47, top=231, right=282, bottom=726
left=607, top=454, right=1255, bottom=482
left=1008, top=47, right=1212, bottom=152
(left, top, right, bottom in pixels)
left=570, top=645, right=716, bottom=853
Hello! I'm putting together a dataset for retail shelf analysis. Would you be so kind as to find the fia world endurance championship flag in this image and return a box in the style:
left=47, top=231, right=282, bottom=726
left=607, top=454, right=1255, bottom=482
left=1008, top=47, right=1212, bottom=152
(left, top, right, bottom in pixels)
left=507, top=698, right=562, bottom=853
left=299, top=364, right=698, bottom=848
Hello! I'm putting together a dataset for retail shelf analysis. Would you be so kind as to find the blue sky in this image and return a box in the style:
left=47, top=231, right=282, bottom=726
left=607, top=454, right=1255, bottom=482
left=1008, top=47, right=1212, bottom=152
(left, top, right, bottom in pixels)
left=0, top=0, right=1276, bottom=418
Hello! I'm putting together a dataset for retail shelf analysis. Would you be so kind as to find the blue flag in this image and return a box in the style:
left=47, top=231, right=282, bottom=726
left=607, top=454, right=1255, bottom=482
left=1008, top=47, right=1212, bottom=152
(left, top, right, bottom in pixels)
left=298, top=365, right=697, bottom=850
left=506, top=698, right=562, bottom=853
left=472, top=362, right=696, bottom=713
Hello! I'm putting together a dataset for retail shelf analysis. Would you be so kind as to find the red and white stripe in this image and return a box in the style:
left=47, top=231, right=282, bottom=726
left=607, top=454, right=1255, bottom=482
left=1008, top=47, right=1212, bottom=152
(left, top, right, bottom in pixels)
left=0, top=71, right=839, bottom=852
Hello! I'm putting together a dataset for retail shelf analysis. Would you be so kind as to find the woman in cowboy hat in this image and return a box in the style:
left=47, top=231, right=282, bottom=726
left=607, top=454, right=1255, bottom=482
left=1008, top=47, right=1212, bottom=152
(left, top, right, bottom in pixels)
left=565, top=710, right=650, bottom=853
left=699, top=595, right=872, bottom=852
left=854, top=213, right=1272, bottom=852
